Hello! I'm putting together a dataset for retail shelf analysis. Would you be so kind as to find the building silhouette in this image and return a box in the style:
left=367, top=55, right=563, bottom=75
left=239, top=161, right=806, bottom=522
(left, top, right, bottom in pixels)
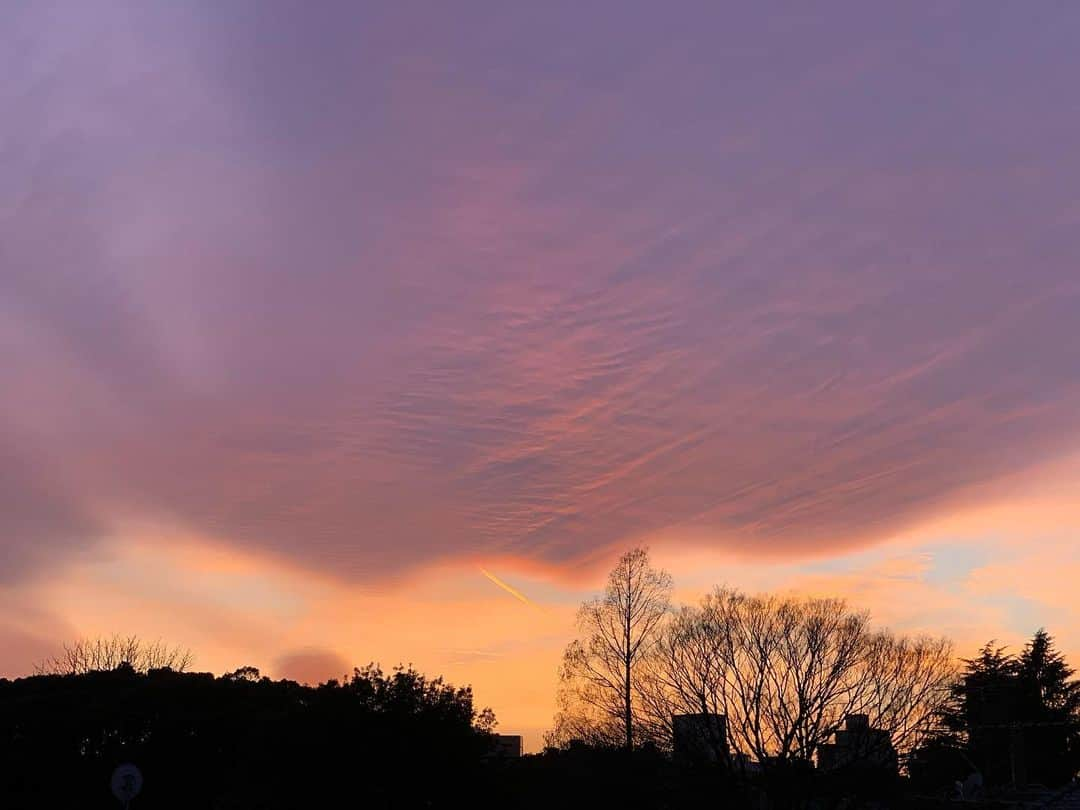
left=672, top=713, right=728, bottom=765
left=817, top=714, right=897, bottom=774
left=489, top=734, right=523, bottom=759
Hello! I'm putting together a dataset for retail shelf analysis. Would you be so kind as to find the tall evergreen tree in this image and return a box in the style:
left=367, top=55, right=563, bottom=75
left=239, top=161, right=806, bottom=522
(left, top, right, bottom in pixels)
left=1018, top=629, right=1080, bottom=786
left=937, top=643, right=1022, bottom=786
left=918, top=634, right=1080, bottom=790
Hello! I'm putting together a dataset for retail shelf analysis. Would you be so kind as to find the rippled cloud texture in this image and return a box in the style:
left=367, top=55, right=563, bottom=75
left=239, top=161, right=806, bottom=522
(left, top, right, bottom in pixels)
left=4, top=2, right=1080, bottom=739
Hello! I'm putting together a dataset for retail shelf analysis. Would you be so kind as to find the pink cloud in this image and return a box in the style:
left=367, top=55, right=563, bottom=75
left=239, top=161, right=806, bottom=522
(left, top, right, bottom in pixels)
left=3, top=1, right=1080, bottom=590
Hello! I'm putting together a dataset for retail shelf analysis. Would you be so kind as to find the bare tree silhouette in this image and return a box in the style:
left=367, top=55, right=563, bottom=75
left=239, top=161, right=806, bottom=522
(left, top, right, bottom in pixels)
left=640, top=589, right=954, bottom=764
left=34, top=634, right=193, bottom=675
left=551, top=547, right=672, bottom=751
left=553, top=570, right=954, bottom=768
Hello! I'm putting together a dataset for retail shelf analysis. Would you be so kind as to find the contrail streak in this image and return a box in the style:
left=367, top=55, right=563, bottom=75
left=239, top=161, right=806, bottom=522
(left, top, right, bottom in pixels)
left=479, top=567, right=533, bottom=606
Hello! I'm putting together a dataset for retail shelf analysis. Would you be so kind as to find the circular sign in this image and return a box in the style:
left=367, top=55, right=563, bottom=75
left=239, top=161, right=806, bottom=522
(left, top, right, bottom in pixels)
left=110, top=763, right=143, bottom=803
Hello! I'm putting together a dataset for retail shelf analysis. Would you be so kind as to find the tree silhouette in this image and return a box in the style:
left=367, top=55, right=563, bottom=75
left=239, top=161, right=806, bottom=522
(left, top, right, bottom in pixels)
left=1018, top=630, right=1080, bottom=785
left=34, top=634, right=193, bottom=675
left=552, top=547, right=672, bottom=751
left=921, top=631, right=1080, bottom=789
left=639, top=588, right=953, bottom=765
left=1, top=661, right=496, bottom=808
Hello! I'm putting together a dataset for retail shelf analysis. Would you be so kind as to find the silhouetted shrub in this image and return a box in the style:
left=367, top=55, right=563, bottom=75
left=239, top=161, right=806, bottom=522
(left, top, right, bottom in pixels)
left=0, top=663, right=493, bottom=809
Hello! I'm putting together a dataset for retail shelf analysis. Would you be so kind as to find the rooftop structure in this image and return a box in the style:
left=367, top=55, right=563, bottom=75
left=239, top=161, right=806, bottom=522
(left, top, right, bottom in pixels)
left=488, top=734, right=523, bottom=759
left=672, top=713, right=728, bottom=765
left=817, top=714, right=897, bottom=774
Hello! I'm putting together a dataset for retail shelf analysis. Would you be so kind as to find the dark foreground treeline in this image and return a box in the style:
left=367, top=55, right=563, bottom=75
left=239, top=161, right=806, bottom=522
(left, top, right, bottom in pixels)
left=4, top=638, right=1079, bottom=809
left=487, top=746, right=914, bottom=810
left=0, top=663, right=493, bottom=809
left=1, top=663, right=1075, bottom=810
left=2, top=663, right=912, bottom=810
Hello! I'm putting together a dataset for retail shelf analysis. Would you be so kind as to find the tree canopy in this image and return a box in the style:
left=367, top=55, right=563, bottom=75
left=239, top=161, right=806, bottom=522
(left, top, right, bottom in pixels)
left=915, top=630, right=1080, bottom=790
left=0, top=662, right=495, bottom=808
left=552, top=565, right=955, bottom=770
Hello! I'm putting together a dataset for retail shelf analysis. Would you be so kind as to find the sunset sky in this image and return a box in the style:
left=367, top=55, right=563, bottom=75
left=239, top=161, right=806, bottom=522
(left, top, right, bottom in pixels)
left=4, top=2, right=1080, bottom=751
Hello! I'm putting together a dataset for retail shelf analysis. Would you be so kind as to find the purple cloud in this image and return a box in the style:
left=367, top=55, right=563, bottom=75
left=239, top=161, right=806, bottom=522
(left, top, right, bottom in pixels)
left=3, top=1, right=1080, bottom=581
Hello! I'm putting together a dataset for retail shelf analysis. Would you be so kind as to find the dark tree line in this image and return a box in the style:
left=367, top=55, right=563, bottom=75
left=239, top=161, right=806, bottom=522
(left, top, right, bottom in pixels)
left=1, top=662, right=496, bottom=809
left=5, top=562, right=1079, bottom=809
left=912, top=629, right=1080, bottom=791
left=551, top=548, right=1080, bottom=801
left=552, top=548, right=954, bottom=767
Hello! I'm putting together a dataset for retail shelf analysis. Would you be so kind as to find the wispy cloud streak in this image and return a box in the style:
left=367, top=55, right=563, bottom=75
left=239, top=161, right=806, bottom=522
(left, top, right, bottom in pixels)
left=480, top=568, right=535, bottom=607
left=2, top=1, right=1080, bottom=585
